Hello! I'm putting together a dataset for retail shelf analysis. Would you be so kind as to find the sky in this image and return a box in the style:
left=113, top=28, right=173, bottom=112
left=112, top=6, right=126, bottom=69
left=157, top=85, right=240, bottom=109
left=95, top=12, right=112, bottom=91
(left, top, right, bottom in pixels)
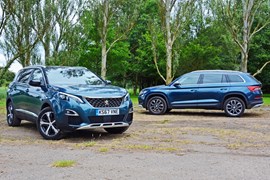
left=0, top=54, right=23, bottom=73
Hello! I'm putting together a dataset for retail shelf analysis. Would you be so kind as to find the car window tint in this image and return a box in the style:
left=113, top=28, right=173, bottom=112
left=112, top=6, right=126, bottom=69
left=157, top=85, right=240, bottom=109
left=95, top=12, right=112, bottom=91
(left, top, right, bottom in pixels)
left=178, top=74, right=200, bottom=85
left=228, top=74, right=244, bottom=83
left=17, top=69, right=33, bottom=83
left=202, top=74, right=225, bottom=84
left=31, top=69, right=43, bottom=81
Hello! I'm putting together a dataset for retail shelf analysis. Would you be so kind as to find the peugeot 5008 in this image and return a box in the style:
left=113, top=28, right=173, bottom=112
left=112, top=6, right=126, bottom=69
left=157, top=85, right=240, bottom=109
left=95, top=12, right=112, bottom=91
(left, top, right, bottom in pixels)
left=6, top=66, right=133, bottom=140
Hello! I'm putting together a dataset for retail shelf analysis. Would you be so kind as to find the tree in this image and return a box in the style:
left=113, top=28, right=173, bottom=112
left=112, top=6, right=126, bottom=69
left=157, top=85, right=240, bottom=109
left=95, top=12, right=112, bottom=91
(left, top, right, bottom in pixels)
left=0, top=0, right=39, bottom=78
left=155, top=0, right=195, bottom=84
left=88, top=0, right=140, bottom=79
left=213, top=0, right=270, bottom=72
left=32, top=0, right=84, bottom=65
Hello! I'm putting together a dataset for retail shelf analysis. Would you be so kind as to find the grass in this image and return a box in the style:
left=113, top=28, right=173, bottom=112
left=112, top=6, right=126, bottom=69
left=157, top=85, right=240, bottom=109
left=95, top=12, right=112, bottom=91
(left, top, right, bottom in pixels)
left=99, top=147, right=109, bottom=153
left=263, top=94, right=270, bottom=105
left=52, top=160, right=76, bottom=167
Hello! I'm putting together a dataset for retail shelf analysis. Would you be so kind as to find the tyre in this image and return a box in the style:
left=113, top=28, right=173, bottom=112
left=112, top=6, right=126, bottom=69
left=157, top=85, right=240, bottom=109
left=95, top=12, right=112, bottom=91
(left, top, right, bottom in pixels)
left=37, top=107, right=63, bottom=140
left=6, top=102, right=21, bottom=126
left=104, top=127, right=129, bottom=134
left=224, top=97, right=245, bottom=117
left=147, top=96, right=167, bottom=115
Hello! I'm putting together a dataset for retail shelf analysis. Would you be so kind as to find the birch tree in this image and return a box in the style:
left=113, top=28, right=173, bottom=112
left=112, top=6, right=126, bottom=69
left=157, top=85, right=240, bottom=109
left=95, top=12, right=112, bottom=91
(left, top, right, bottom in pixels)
left=89, top=0, right=140, bottom=79
left=214, top=0, right=270, bottom=72
left=156, top=0, right=195, bottom=84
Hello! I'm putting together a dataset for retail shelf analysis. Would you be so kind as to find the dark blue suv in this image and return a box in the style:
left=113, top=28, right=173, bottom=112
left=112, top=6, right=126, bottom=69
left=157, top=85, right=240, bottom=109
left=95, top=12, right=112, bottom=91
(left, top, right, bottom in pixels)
left=138, top=70, right=263, bottom=117
left=6, top=66, right=133, bottom=140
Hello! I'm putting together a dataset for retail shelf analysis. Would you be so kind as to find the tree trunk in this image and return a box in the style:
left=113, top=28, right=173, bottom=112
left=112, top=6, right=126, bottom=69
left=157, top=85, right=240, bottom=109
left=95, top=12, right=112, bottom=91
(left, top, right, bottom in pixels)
left=101, top=0, right=109, bottom=79
left=241, top=0, right=252, bottom=73
left=165, top=0, right=173, bottom=85
left=101, top=39, right=107, bottom=79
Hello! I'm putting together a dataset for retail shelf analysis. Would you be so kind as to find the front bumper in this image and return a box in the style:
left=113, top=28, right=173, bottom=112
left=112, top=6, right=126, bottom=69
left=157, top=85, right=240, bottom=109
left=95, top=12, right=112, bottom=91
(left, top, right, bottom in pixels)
left=54, top=99, right=133, bottom=131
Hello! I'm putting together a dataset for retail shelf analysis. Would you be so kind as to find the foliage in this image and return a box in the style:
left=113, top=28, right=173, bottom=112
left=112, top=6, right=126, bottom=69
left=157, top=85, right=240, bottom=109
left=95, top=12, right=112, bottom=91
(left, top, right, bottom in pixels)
left=0, top=0, right=270, bottom=93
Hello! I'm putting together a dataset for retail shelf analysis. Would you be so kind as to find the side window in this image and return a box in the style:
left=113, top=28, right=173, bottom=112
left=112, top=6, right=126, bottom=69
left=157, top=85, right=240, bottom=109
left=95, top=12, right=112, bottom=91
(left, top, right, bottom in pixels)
left=17, top=69, right=33, bottom=84
left=202, top=74, right=227, bottom=84
left=178, top=74, right=200, bottom=85
left=31, top=69, right=43, bottom=82
left=228, top=74, right=244, bottom=83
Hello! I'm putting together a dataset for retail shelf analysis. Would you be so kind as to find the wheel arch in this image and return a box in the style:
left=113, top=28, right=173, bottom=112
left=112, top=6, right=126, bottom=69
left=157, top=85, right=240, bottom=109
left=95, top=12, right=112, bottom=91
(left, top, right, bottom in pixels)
left=222, top=93, right=248, bottom=109
left=145, top=93, right=170, bottom=109
left=40, top=102, right=51, bottom=110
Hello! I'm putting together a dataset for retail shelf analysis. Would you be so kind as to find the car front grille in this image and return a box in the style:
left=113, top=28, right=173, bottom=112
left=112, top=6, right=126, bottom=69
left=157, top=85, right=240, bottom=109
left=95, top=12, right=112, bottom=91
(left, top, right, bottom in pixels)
left=85, top=97, right=123, bottom=107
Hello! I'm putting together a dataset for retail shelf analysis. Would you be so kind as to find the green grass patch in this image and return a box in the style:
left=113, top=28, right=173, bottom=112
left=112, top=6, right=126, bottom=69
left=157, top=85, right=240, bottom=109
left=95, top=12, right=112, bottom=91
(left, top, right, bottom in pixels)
left=263, top=94, right=270, bottom=105
left=130, top=94, right=138, bottom=105
left=99, top=147, right=109, bottom=153
left=0, top=87, right=6, bottom=99
left=52, top=160, right=76, bottom=167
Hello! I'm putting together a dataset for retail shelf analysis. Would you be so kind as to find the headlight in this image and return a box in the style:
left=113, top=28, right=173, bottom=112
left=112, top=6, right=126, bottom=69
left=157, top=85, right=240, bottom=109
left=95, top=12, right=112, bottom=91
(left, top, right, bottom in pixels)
left=124, top=93, right=130, bottom=102
left=59, top=92, right=84, bottom=104
left=139, top=89, right=148, bottom=96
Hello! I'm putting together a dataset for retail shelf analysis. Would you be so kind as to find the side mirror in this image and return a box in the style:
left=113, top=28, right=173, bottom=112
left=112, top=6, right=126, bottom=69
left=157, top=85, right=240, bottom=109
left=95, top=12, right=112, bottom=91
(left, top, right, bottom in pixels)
left=173, top=82, right=181, bottom=87
left=29, top=80, right=41, bottom=87
left=105, top=80, right=112, bottom=85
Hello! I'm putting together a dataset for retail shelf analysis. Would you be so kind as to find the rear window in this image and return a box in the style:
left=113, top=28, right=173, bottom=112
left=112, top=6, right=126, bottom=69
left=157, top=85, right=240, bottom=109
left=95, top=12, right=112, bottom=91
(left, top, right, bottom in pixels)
left=247, top=74, right=261, bottom=84
left=227, top=74, right=244, bottom=83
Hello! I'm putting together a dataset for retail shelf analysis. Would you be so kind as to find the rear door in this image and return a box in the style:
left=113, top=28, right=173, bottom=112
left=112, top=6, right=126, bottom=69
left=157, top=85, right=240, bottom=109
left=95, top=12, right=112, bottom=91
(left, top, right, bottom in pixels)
left=12, top=68, right=33, bottom=117
left=196, top=73, right=229, bottom=108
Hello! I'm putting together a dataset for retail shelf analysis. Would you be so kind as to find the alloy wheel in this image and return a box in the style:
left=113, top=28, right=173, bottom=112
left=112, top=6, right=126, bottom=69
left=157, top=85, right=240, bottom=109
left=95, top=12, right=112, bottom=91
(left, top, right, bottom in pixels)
left=39, top=111, right=60, bottom=137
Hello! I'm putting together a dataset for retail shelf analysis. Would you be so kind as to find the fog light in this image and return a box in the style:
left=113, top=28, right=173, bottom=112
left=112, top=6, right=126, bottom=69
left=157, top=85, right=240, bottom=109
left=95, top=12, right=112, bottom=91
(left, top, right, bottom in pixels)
left=65, top=109, right=79, bottom=116
left=129, top=107, right=133, bottom=113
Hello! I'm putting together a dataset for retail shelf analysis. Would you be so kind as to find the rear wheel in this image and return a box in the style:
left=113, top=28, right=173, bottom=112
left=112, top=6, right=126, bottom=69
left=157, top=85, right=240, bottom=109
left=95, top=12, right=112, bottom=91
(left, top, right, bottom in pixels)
left=6, top=102, right=21, bottom=126
left=224, top=97, right=245, bottom=117
left=147, top=96, right=167, bottom=115
left=37, top=107, right=63, bottom=140
left=104, top=127, right=129, bottom=134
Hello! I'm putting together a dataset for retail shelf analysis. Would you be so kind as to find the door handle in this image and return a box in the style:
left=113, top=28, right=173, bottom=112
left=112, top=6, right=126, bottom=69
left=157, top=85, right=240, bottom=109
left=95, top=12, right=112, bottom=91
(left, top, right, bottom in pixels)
left=26, top=89, right=29, bottom=93
left=220, top=88, right=227, bottom=91
left=190, top=89, right=197, bottom=92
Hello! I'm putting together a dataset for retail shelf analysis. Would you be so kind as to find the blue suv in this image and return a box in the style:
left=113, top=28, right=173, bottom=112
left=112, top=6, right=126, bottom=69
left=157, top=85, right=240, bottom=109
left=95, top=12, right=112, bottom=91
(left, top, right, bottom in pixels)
left=6, top=66, right=133, bottom=140
left=138, top=70, right=263, bottom=117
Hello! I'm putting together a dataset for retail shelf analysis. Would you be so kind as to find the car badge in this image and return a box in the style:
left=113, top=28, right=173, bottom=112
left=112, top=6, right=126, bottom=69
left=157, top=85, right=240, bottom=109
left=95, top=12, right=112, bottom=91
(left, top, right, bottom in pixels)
left=104, top=100, right=109, bottom=106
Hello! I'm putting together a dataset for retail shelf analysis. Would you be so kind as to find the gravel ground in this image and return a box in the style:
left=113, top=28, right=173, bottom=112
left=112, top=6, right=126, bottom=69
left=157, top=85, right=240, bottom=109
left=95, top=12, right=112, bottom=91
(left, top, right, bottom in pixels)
left=1, top=107, right=270, bottom=180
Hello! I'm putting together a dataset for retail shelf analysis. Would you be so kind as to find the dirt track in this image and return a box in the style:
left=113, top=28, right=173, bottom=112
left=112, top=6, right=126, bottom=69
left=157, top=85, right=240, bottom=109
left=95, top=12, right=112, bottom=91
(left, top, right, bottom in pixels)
left=1, top=107, right=270, bottom=179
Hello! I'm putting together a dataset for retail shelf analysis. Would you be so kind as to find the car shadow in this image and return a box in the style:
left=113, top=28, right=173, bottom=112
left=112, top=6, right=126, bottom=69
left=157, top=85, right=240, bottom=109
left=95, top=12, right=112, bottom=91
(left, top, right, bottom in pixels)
left=14, top=121, right=126, bottom=141
left=64, top=129, right=128, bottom=142
left=138, top=110, right=262, bottom=118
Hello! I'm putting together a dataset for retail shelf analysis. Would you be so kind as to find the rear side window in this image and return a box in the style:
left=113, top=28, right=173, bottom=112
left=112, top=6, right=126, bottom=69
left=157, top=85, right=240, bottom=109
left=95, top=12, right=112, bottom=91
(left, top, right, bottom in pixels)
left=17, top=69, right=33, bottom=83
left=202, top=74, right=227, bottom=84
left=227, top=74, right=244, bottom=83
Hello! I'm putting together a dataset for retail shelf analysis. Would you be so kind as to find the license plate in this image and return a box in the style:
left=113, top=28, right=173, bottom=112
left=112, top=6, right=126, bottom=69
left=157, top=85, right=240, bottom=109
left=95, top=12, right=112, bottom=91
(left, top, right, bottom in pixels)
left=96, top=109, right=119, bottom=116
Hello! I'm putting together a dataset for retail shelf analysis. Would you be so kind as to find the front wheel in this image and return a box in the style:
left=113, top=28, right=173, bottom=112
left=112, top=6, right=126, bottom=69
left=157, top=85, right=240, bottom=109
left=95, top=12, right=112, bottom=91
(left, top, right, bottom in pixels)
left=147, top=96, right=167, bottom=115
left=37, top=107, right=63, bottom=140
left=104, top=127, right=129, bottom=134
left=224, top=97, right=245, bottom=117
left=6, top=102, right=21, bottom=126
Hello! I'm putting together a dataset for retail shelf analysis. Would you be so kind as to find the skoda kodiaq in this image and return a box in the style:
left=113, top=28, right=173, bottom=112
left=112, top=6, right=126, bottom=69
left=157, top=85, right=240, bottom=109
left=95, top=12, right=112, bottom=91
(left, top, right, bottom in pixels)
left=138, top=70, right=263, bottom=117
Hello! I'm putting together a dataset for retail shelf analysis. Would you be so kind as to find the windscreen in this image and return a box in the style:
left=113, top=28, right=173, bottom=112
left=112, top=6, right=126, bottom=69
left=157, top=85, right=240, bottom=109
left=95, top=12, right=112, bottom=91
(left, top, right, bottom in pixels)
left=45, top=67, right=105, bottom=85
